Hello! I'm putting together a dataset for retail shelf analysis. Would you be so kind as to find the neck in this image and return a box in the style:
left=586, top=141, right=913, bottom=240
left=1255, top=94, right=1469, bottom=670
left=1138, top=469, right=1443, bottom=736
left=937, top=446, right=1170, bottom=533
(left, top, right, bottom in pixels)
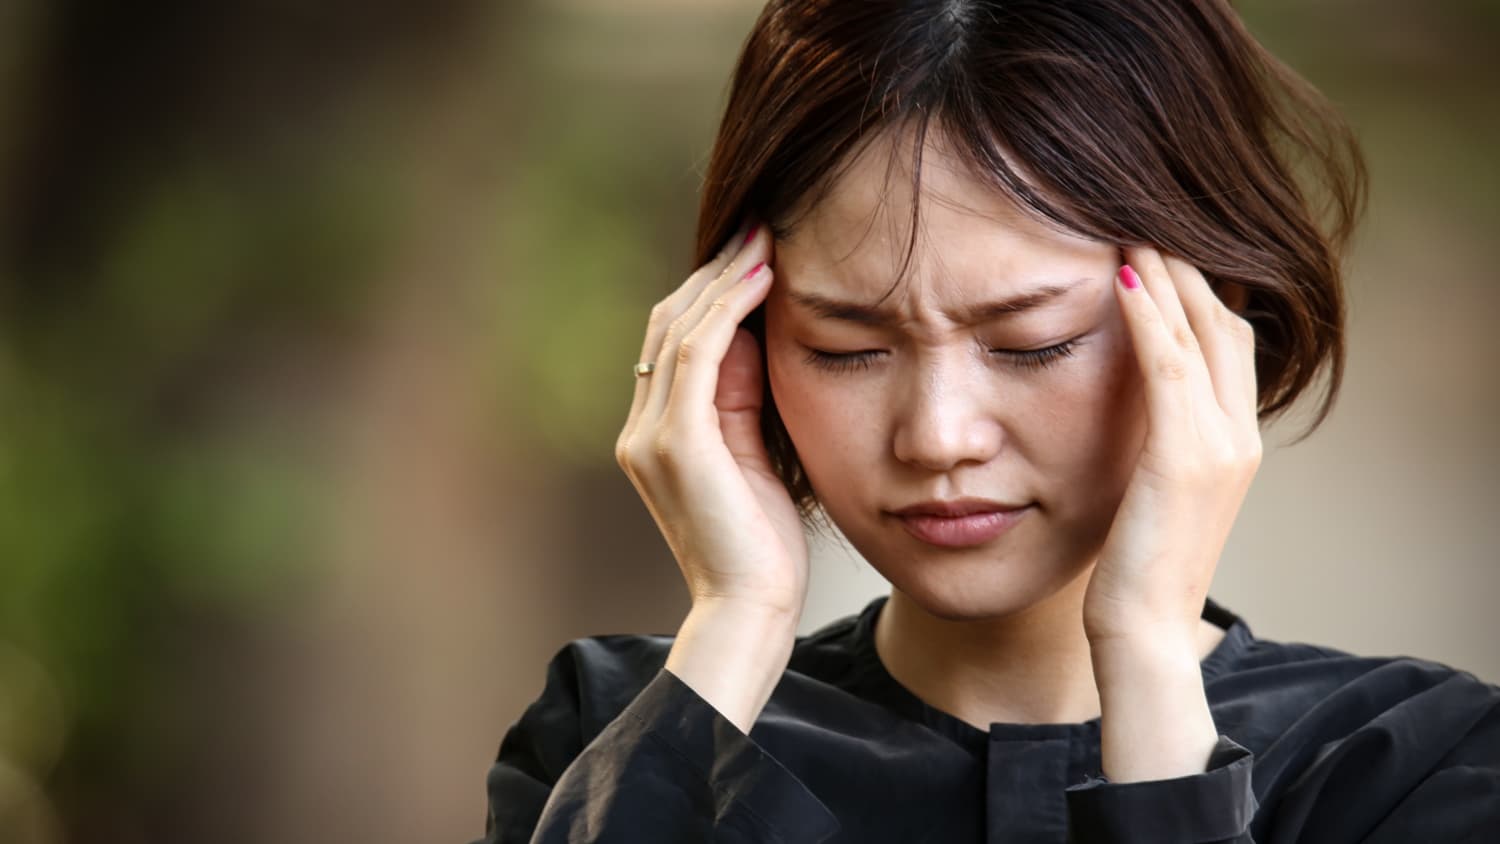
left=873, top=566, right=1104, bottom=728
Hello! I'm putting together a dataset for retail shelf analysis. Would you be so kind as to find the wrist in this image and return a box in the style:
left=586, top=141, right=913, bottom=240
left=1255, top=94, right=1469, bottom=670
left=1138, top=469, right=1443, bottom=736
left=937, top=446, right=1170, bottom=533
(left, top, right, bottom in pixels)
left=691, top=594, right=803, bottom=628
left=1089, top=629, right=1201, bottom=681
left=665, top=600, right=799, bottom=734
left=1092, top=638, right=1218, bottom=783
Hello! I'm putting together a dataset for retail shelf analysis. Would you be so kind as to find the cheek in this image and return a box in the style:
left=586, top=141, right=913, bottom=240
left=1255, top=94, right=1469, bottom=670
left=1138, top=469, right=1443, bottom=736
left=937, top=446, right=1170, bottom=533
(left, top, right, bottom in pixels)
left=1034, top=334, right=1147, bottom=508
left=765, top=341, right=863, bottom=458
left=763, top=299, right=867, bottom=453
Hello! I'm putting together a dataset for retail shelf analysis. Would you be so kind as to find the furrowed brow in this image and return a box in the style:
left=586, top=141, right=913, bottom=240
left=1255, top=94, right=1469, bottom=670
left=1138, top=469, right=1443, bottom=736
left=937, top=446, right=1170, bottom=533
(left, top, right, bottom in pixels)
left=788, top=278, right=1088, bottom=327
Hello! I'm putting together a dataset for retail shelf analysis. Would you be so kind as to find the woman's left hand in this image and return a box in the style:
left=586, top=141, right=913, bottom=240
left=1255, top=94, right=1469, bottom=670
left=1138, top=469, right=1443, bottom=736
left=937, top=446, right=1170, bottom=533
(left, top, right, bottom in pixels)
left=1083, top=246, right=1262, bottom=658
left=1082, top=247, right=1262, bottom=782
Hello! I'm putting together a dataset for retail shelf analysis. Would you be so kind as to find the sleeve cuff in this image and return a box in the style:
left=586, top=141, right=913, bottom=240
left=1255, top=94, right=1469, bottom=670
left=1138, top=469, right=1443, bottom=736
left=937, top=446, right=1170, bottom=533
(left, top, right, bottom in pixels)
left=625, top=668, right=841, bottom=843
left=1065, top=735, right=1257, bottom=842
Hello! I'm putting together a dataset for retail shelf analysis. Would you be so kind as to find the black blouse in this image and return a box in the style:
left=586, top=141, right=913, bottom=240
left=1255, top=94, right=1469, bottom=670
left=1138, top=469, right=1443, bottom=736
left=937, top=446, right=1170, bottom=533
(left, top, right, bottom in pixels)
left=470, top=596, right=1500, bottom=842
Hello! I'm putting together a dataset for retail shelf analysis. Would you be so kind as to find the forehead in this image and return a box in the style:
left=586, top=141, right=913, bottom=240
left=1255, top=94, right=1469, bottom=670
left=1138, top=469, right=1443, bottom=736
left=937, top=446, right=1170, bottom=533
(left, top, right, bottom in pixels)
left=779, top=126, right=1111, bottom=294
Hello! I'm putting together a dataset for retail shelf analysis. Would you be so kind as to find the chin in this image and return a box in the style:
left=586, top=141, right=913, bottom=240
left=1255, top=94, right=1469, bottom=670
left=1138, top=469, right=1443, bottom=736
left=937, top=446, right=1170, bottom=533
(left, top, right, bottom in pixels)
left=886, top=565, right=1058, bottom=621
left=863, top=541, right=1091, bottom=622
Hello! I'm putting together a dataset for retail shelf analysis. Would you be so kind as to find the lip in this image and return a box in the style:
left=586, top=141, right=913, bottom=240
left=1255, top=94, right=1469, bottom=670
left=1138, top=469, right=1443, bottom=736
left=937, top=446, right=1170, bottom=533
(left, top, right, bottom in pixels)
left=889, top=499, right=1033, bottom=549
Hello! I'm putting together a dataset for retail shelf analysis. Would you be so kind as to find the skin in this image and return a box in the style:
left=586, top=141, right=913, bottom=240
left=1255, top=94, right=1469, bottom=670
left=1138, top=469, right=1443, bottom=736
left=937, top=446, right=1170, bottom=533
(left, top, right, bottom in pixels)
left=764, top=130, right=1226, bottom=727
left=617, top=125, right=1261, bottom=782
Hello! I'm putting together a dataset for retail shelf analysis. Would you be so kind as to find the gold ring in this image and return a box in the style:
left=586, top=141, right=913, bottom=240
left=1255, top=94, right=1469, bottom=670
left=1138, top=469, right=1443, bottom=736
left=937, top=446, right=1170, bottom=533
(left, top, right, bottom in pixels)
left=633, top=362, right=656, bottom=377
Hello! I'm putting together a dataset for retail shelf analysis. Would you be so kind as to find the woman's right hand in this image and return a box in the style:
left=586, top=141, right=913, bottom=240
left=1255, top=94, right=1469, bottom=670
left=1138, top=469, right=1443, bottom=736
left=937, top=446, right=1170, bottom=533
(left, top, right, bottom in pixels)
left=614, top=222, right=809, bottom=622
left=614, top=222, right=807, bottom=731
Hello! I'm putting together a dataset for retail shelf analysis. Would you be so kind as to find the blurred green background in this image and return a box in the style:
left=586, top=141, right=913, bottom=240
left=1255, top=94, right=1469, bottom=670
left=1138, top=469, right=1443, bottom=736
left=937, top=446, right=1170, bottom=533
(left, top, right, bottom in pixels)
left=0, top=1, right=1495, bottom=841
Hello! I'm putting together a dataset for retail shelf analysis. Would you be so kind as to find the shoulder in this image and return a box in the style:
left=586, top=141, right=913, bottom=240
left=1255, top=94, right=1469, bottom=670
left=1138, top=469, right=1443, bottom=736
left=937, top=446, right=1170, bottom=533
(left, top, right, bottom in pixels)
left=1209, top=626, right=1500, bottom=836
left=1207, top=620, right=1500, bottom=773
left=1206, top=603, right=1497, bottom=709
left=1220, top=627, right=1498, bottom=709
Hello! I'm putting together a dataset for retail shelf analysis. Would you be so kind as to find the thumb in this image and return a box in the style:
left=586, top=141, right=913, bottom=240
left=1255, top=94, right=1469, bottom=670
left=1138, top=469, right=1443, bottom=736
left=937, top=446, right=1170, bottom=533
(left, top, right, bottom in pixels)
left=716, top=327, right=771, bottom=467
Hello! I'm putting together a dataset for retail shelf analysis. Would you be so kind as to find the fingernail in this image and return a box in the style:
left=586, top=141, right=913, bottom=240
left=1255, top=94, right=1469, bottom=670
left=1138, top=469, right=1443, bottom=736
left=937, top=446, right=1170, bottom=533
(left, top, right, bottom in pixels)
left=1119, top=265, right=1141, bottom=290
left=743, top=224, right=760, bottom=248
left=743, top=261, right=767, bottom=281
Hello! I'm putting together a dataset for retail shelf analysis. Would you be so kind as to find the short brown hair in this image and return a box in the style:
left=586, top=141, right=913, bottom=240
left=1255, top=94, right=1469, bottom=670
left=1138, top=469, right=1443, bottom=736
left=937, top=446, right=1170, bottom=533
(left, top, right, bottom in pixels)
left=693, top=0, right=1366, bottom=516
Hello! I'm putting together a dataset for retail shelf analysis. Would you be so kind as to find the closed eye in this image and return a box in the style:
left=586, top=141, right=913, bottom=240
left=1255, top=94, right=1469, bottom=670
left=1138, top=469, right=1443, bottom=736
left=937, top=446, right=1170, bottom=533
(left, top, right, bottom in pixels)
left=803, top=348, right=883, bottom=374
left=987, top=338, right=1081, bottom=371
left=803, top=338, right=1083, bottom=375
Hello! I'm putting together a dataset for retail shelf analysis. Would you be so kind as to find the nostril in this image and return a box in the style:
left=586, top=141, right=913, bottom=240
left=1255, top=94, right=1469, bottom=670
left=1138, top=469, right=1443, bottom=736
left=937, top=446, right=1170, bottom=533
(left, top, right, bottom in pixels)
left=890, top=364, right=1005, bottom=470
left=892, top=419, right=1002, bottom=473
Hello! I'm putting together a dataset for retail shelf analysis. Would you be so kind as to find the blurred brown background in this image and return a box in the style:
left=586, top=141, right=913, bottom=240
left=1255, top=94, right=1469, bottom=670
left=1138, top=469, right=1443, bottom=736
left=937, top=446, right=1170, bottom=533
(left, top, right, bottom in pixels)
left=0, top=0, right=1495, bottom=841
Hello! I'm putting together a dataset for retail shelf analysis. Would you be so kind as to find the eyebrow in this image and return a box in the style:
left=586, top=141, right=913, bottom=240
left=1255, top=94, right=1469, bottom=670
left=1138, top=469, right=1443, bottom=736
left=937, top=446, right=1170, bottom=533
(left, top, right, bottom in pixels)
left=787, top=278, right=1090, bottom=327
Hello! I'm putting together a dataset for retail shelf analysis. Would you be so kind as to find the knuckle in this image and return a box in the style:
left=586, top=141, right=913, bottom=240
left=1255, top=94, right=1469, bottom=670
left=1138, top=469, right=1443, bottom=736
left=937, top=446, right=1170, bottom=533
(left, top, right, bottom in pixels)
left=1209, top=439, right=1260, bottom=476
left=659, top=323, right=686, bottom=357
left=648, top=301, right=677, bottom=334
left=651, top=430, right=681, bottom=468
left=676, top=337, right=699, bottom=367
left=1208, top=439, right=1240, bottom=468
left=1242, top=433, right=1265, bottom=465
left=1172, top=324, right=1200, bottom=353
left=1155, top=354, right=1189, bottom=381
left=712, top=262, right=735, bottom=285
left=615, top=432, right=643, bottom=471
left=666, top=306, right=700, bottom=344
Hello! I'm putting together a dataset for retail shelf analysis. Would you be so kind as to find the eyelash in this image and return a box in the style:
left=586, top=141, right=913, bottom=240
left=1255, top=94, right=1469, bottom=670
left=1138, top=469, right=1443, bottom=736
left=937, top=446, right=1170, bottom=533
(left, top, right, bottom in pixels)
left=804, top=339, right=1082, bottom=374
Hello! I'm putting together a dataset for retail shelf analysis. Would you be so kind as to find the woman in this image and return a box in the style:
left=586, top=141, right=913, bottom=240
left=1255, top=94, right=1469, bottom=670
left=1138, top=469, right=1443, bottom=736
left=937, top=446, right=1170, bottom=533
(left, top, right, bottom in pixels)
left=473, top=1, right=1499, bottom=841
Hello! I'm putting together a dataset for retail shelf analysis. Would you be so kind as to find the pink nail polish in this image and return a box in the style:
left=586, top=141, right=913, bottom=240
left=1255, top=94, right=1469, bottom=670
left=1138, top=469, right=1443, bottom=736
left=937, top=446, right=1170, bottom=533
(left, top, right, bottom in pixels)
left=743, top=224, right=760, bottom=247
left=743, top=261, right=766, bottom=280
left=1119, top=265, right=1141, bottom=290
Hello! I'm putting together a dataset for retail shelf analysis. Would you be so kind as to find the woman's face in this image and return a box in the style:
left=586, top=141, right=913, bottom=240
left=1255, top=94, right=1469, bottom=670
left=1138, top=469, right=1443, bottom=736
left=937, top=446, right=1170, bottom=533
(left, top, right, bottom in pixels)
left=764, top=131, right=1148, bottom=621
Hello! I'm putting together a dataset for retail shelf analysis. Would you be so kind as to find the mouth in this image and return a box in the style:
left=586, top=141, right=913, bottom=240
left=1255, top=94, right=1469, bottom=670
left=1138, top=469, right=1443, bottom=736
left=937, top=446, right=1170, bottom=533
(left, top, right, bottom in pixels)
left=888, top=499, right=1033, bottom=549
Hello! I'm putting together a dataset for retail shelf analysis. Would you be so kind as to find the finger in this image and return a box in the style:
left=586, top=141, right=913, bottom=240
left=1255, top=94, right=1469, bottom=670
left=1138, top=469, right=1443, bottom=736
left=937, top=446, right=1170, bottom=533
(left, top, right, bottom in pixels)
left=1125, top=246, right=1196, bottom=361
left=642, top=227, right=773, bottom=425
left=1115, top=263, right=1194, bottom=432
left=1129, top=248, right=1220, bottom=408
left=627, top=219, right=753, bottom=422
left=669, top=264, right=773, bottom=435
left=1165, top=255, right=1258, bottom=423
left=1220, top=282, right=1260, bottom=421
left=715, top=327, right=774, bottom=470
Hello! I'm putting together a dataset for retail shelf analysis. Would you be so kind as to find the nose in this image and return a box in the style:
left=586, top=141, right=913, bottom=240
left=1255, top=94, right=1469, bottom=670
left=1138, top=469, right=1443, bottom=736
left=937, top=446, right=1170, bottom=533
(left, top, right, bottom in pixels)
left=891, top=356, right=1004, bottom=473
